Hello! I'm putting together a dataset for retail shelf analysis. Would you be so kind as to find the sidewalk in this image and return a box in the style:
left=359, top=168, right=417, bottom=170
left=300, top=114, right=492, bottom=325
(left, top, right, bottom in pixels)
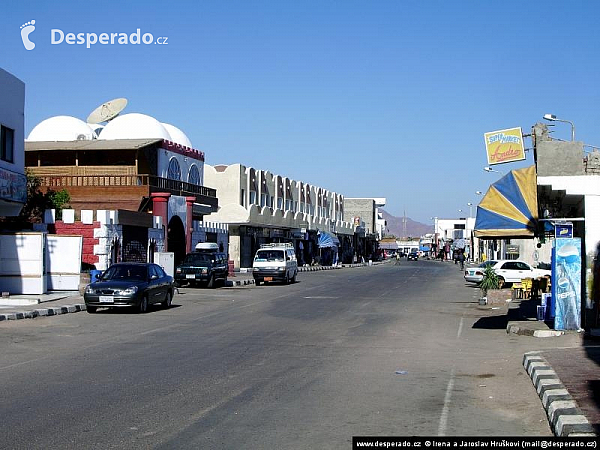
left=481, top=291, right=599, bottom=437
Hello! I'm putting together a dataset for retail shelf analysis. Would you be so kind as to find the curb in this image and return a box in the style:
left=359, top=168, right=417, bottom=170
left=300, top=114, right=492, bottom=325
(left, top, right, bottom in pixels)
left=0, top=303, right=87, bottom=322
left=225, top=279, right=256, bottom=287
left=523, top=352, right=596, bottom=437
left=507, top=323, right=565, bottom=338
left=1, top=261, right=391, bottom=322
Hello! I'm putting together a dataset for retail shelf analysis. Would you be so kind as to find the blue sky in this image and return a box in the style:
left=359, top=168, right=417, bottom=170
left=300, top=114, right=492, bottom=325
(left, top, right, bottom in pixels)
left=3, top=1, right=599, bottom=224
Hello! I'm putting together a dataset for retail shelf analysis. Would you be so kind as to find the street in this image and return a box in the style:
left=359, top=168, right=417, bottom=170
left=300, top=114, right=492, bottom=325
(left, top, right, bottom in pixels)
left=0, top=261, right=581, bottom=449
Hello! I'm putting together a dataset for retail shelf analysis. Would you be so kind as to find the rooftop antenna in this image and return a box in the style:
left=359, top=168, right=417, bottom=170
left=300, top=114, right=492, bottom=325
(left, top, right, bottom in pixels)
left=86, top=98, right=128, bottom=124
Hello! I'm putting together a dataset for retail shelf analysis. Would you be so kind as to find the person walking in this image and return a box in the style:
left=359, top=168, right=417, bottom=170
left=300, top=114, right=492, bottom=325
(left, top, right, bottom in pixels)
left=458, top=249, right=465, bottom=271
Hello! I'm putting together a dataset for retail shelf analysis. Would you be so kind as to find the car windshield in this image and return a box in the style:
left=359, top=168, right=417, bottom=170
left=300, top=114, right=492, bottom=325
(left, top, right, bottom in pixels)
left=480, top=261, right=497, bottom=268
left=101, top=265, right=147, bottom=281
left=183, top=253, right=212, bottom=266
left=255, top=250, right=285, bottom=262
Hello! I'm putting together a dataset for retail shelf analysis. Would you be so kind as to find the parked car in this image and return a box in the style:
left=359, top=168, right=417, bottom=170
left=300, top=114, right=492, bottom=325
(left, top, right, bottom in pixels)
left=174, top=245, right=228, bottom=288
left=407, top=252, right=418, bottom=261
left=463, top=260, right=498, bottom=283
left=253, top=243, right=298, bottom=285
left=84, top=262, right=175, bottom=313
left=464, top=259, right=551, bottom=287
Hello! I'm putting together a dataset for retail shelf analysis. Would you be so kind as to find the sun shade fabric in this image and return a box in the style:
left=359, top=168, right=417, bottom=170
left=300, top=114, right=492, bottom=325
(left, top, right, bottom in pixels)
left=474, top=165, right=538, bottom=238
left=317, top=231, right=340, bottom=248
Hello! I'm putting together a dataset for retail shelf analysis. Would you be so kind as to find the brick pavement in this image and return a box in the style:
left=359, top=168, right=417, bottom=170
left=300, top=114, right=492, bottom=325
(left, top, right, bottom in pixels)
left=538, top=344, right=600, bottom=434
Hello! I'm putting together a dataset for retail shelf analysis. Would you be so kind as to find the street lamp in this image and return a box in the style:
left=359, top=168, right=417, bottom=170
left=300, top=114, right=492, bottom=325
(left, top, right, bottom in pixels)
left=483, top=166, right=505, bottom=174
left=543, top=113, right=575, bottom=141
left=467, top=202, right=473, bottom=218
left=475, top=191, right=484, bottom=195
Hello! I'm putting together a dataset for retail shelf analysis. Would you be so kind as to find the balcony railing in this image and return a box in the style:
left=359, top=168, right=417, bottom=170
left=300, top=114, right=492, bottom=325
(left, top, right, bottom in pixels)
left=37, top=174, right=217, bottom=201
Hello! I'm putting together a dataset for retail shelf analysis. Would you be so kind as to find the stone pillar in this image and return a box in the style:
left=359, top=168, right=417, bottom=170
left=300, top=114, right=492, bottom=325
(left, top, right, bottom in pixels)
left=185, top=196, right=196, bottom=254
left=151, top=192, right=171, bottom=251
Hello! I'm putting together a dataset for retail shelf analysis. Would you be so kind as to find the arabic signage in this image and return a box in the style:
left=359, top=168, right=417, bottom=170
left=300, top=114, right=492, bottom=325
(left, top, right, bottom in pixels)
left=0, top=167, right=27, bottom=204
left=484, top=127, right=526, bottom=165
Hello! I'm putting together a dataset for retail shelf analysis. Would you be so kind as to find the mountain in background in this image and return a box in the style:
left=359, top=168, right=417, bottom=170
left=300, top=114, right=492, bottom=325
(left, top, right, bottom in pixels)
left=381, top=209, right=433, bottom=239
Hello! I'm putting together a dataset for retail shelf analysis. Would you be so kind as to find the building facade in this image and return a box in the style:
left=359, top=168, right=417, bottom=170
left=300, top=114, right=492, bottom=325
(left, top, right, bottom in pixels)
left=25, top=112, right=223, bottom=265
left=203, top=163, right=354, bottom=268
left=0, top=68, right=26, bottom=217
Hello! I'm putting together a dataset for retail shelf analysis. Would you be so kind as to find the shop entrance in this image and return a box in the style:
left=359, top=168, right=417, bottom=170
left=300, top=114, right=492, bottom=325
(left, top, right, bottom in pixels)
left=168, top=215, right=186, bottom=266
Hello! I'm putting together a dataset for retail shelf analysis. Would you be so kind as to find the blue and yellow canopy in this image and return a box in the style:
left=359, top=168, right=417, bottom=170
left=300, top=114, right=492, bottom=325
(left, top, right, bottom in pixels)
left=474, top=165, right=538, bottom=238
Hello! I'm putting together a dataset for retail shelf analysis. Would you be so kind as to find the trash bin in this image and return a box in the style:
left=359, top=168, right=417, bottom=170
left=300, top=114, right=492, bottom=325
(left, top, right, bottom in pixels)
left=89, top=270, right=102, bottom=282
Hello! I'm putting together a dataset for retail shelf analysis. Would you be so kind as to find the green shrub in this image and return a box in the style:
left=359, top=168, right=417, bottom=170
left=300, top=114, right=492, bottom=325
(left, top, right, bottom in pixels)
left=479, top=265, right=500, bottom=297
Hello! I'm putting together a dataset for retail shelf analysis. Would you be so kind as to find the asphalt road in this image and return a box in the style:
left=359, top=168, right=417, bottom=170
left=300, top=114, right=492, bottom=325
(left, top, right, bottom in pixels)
left=0, top=261, right=581, bottom=449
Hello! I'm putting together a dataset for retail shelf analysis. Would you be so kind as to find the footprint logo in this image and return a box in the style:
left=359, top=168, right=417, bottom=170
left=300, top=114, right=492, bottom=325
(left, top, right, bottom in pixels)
left=20, top=20, right=36, bottom=50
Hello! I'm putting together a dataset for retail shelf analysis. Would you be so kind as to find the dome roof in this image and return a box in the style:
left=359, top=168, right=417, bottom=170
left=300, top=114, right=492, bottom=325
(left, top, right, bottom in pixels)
left=27, top=116, right=97, bottom=141
left=162, top=123, right=192, bottom=148
left=99, top=113, right=172, bottom=141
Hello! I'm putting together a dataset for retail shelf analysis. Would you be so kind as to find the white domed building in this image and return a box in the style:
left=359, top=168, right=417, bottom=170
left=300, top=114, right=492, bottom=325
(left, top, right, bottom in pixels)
left=25, top=110, right=224, bottom=269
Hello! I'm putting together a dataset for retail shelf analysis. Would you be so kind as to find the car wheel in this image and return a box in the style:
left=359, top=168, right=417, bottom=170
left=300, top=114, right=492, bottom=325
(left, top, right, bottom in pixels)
left=255, top=279, right=261, bottom=286
left=137, top=296, right=148, bottom=314
left=162, top=290, right=172, bottom=308
left=86, top=305, right=97, bottom=314
left=207, top=274, right=215, bottom=289
left=222, top=276, right=228, bottom=287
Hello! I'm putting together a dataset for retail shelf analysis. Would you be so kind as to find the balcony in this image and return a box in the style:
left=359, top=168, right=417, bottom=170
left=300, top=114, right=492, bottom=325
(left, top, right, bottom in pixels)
left=34, top=174, right=218, bottom=212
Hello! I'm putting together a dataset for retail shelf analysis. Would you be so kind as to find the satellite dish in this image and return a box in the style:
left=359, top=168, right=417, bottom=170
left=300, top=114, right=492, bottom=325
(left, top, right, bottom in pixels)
left=86, top=98, right=128, bottom=124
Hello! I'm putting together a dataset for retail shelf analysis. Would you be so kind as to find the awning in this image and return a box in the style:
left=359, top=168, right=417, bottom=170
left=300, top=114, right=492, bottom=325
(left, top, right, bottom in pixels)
left=317, top=231, right=340, bottom=248
left=474, top=165, right=538, bottom=238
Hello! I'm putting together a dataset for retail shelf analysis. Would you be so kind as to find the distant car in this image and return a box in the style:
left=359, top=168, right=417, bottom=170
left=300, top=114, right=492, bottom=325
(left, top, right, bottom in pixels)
left=407, top=252, right=418, bottom=261
left=84, top=262, right=175, bottom=313
left=464, top=260, right=497, bottom=283
left=464, top=259, right=551, bottom=287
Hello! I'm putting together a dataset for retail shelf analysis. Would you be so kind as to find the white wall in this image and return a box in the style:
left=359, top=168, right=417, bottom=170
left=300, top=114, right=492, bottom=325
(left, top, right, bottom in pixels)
left=0, top=233, right=47, bottom=294
left=0, top=69, right=26, bottom=217
left=46, top=235, right=82, bottom=290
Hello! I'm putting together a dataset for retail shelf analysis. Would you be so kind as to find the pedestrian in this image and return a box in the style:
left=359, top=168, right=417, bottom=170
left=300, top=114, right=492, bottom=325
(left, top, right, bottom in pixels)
left=458, top=249, right=465, bottom=271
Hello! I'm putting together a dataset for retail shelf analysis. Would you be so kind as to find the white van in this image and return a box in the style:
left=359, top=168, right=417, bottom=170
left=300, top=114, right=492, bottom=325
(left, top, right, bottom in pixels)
left=252, top=243, right=298, bottom=285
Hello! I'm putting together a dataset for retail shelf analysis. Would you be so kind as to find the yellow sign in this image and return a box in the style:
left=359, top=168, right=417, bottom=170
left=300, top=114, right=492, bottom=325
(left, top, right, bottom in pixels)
left=484, top=127, right=525, bottom=165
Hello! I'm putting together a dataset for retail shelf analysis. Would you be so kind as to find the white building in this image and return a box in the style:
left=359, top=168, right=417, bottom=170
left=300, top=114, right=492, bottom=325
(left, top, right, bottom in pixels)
left=203, top=163, right=354, bottom=268
left=0, top=68, right=26, bottom=217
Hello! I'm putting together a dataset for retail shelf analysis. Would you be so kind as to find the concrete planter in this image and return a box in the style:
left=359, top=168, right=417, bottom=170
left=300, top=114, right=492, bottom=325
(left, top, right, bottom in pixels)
left=483, top=288, right=512, bottom=306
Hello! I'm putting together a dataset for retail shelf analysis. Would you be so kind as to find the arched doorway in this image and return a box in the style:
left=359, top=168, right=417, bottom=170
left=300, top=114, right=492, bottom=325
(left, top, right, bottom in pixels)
left=168, top=215, right=186, bottom=266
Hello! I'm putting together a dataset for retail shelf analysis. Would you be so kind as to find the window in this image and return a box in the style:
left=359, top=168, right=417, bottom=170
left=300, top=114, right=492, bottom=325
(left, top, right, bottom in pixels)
left=167, top=158, right=181, bottom=180
left=515, top=262, right=532, bottom=271
left=1, top=125, right=14, bottom=163
left=188, top=164, right=200, bottom=185
left=240, top=189, right=246, bottom=207
left=277, top=198, right=283, bottom=209
left=249, top=191, right=257, bottom=205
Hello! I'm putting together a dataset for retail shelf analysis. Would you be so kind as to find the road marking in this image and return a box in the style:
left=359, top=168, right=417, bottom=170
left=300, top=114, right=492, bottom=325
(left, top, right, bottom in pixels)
left=437, top=368, right=455, bottom=436
left=457, top=317, right=464, bottom=339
